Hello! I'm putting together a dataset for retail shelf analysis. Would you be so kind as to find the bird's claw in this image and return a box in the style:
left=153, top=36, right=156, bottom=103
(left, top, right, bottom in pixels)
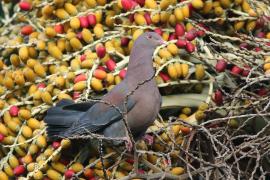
left=143, top=134, right=154, bottom=145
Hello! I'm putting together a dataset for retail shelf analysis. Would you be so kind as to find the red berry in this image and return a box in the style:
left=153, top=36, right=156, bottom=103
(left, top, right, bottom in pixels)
left=144, top=13, right=152, bottom=25
left=126, top=158, right=134, bottom=164
left=59, top=158, right=70, bottom=166
left=54, top=24, right=64, bottom=34
left=197, top=23, right=209, bottom=37
left=214, top=90, right=223, bottom=105
left=21, top=25, right=33, bottom=35
left=65, top=169, right=75, bottom=179
left=242, top=66, right=250, bottom=77
left=19, top=157, right=24, bottom=165
left=175, top=23, right=185, bottom=37
left=87, top=14, right=97, bottom=27
left=80, top=54, right=86, bottom=61
left=159, top=72, right=170, bottom=82
left=105, top=59, right=116, bottom=71
left=206, top=123, right=219, bottom=129
left=74, top=74, right=87, bottom=83
left=168, top=33, right=176, bottom=40
left=13, top=165, right=25, bottom=176
left=19, top=1, right=31, bottom=11
left=256, top=17, right=265, bottom=28
left=164, top=159, right=170, bottom=165
left=134, top=0, right=145, bottom=6
left=76, top=32, right=83, bottom=40
left=79, top=16, right=89, bottom=28
left=256, top=32, right=265, bottom=38
left=254, top=47, right=261, bottom=52
left=131, top=0, right=138, bottom=8
left=154, top=28, right=163, bottom=36
left=97, top=66, right=106, bottom=71
left=128, top=14, right=135, bottom=22
left=73, top=92, right=80, bottom=100
left=257, top=88, right=268, bottom=96
left=138, top=169, right=145, bottom=174
left=121, top=37, right=129, bottom=47
left=231, top=66, right=242, bottom=75
left=10, top=106, right=19, bottom=117
left=242, top=70, right=250, bottom=77
left=176, top=39, right=187, bottom=48
left=239, top=43, right=249, bottom=50
left=121, top=0, right=133, bottom=10
left=37, top=83, right=46, bottom=89
left=188, top=2, right=193, bottom=14
left=96, top=45, right=106, bottom=58
left=52, top=141, right=61, bottom=149
left=0, top=133, right=5, bottom=142
left=265, top=16, right=270, bottom=21
left=198, top=23, right=209, bottom=31
left=185, top=30, right=197, bottom=41
left=196, top=30, right=205, bottom=37
left=84, top=168, right=95, bottom=178
left=119, top=69, right=127, bottom=79
left=215, top=59, right=227, bottom=73
left=185, top=42, right=195, bottom=53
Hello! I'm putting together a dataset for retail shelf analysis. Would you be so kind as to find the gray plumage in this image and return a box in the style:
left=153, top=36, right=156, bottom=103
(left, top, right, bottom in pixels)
left=44, top=32, right=164, bottom=142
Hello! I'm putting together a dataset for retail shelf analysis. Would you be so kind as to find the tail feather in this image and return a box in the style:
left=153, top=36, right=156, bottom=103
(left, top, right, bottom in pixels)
left=44, top=99, right=85, bottom=140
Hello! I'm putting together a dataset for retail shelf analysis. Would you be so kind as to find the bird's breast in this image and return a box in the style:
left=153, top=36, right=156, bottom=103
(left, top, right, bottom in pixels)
left=127, top=86, right=161, bottom=134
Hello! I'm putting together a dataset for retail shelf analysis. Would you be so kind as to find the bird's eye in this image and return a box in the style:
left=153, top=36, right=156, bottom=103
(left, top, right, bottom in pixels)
left=147, top=35, right=152, bottom=39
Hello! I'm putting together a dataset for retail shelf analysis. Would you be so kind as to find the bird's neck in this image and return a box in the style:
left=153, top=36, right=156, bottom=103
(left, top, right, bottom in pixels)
left=126, top=47, right=155, bottom=85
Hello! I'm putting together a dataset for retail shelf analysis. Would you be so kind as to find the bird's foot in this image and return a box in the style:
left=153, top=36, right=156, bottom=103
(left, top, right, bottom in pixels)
left=143, top=134, right=154, bottom=145
left=122, top=137, right=133, bottom=152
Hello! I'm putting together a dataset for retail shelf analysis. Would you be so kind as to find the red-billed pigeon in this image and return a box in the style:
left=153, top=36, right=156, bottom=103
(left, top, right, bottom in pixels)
left=44, top=32, right=164, bottom=149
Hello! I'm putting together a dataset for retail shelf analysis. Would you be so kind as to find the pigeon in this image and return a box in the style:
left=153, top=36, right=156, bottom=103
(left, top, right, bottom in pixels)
left=44, top=32, right=164, bottom=149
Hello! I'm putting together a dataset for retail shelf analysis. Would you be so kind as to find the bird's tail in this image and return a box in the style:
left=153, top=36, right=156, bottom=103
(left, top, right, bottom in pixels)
left=44, top=99, right=84, bottom=140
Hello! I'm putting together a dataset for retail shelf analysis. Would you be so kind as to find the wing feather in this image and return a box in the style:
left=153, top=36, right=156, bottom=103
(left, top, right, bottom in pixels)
left=63, top=97, right=136, bottom=136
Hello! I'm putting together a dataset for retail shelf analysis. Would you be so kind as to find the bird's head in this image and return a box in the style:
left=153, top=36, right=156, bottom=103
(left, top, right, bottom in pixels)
left=134, top=32, right=165, bottom=49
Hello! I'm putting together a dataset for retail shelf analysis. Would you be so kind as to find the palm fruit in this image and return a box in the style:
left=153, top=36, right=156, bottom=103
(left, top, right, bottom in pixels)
left=91, top=78, right=103, bottom=91
left=45, top=27, right=56, bottom=38
left=18, top=46, right=29, bottom=61
left=47, top=169, right=62, bottom=180
left=181, top=64, right=189, bottom=78
left=48, top=45, right=63, bottom=59
left=168, top=64, right=178, bottom=79
left=192, top=0, right=204, bottom=9
left=134, top=13, right=146, bottom=25
left=170, top=167, right=185, bottom=175
left=55, top=9, right=69, bottom=19
left=64, top=3, right=78, bottom=15
left=94, top=24, right=104, bottom=38
left=195, top=64, right=205, bottom=80
left=82, top=28, right=93, bottom=43
left=34, top=63, right=46, bottom=77
left=10, top=54, right=20, bottom=67
left=41, top=91, right=53, bottom=104
left=70, top=37, right=82, bottom=50
left=70, top=17, right=81, bottom=29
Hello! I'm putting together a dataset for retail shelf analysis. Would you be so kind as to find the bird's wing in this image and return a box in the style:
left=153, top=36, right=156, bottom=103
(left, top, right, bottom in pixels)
left=63, top=97, right=136, bottom=136
left=62, top=101, right=96, bottom=111
left=54, top=99, right=96, bottom=112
